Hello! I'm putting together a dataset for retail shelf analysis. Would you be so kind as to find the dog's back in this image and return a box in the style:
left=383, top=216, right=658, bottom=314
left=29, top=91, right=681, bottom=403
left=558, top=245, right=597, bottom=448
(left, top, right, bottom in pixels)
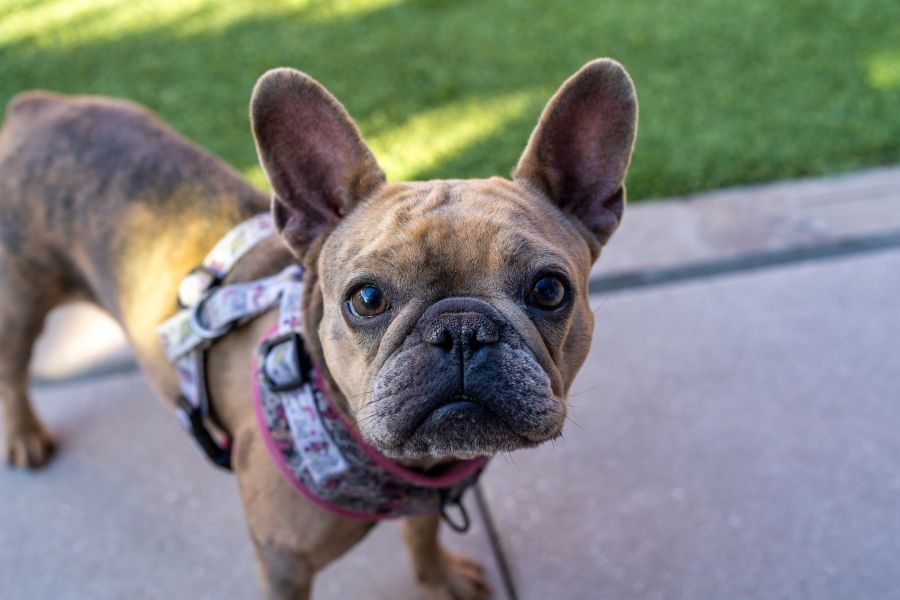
left=0, top=92, right=267, bottom=313
left=0, top=92, right=268, bottom=466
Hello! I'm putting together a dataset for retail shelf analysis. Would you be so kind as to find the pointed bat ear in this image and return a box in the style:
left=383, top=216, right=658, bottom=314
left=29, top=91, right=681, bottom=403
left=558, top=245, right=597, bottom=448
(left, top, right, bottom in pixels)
left=251, top=68, right=385, bottom=258
left=515, top=59, right=638, bottom=258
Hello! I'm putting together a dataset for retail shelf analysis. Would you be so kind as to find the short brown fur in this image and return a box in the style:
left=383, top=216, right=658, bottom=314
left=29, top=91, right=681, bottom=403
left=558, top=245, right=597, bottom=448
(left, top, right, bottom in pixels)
left=0, top=59, right=637, bottom=598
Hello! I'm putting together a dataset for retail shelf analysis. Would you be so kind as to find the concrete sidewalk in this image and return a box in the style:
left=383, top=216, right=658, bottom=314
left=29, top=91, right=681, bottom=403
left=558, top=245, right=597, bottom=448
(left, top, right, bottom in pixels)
left=4, top=167, right=900, bottom=599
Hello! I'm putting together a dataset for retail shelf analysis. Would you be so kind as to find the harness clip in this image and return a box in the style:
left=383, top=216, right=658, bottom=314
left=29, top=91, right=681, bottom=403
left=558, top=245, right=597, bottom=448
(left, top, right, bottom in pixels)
left=260, top=332, right=311, bottom=392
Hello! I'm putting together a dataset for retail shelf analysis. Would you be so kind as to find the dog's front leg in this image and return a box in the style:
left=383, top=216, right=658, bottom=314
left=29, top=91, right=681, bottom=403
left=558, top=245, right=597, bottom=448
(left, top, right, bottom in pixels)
left=232, top=426, right=374, bottom=599
left=402, top=513, right=492, bottom=600
left=252, top=541, right=314, bottom=600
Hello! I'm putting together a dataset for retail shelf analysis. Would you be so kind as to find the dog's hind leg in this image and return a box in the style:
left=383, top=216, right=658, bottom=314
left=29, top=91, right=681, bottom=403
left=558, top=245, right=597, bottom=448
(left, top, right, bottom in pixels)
left=0, top=255, right=75, bottom=468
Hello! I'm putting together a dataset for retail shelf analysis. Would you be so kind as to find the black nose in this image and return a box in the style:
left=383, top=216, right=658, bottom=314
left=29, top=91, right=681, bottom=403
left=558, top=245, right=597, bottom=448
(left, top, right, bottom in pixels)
left=421, top=298, right=502, bottom=355
left=426, top=311, right=499, bottom=353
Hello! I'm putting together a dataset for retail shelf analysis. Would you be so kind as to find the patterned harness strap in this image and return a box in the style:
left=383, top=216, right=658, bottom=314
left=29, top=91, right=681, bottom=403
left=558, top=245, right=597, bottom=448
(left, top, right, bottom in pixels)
left=157, top=214, right=486, bottom=525
left=176, top=213, right=277, bottom=308
left=157, top=213, right=292, bottom=469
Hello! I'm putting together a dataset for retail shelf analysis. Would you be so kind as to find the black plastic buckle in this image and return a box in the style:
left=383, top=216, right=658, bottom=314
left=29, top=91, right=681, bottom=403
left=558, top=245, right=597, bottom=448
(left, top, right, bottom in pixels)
left=177, top=265, right=224, bottom=309
left=260, top=332, right=311, bottom=392
left=177, top=395, right=232, bottom=470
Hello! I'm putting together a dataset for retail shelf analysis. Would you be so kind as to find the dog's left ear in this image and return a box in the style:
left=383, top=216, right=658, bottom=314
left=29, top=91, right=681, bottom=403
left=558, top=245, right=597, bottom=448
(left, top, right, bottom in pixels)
left=515, top=59, right=638, bottom=257
left=251, top=68, right=385, bottom=257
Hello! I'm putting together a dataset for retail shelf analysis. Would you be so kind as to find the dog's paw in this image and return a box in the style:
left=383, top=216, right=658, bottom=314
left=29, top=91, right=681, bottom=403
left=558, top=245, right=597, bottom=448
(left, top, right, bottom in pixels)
left=422, top=551, right=492, bottom=600
left=5, top=423, right=55, bottom=469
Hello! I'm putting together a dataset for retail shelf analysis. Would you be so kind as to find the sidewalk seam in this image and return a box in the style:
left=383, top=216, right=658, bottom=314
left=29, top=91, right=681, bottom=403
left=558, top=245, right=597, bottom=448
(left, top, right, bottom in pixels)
left=590, top=230, right=900, bottom=295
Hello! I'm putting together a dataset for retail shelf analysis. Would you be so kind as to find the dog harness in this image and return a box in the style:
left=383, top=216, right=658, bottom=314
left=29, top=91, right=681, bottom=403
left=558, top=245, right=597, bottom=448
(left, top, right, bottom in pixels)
left=157, top=214, right=486, bottom=526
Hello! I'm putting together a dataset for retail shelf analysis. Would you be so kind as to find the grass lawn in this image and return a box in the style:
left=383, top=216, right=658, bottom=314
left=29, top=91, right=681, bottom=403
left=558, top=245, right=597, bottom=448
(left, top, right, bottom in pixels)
left=1, top=0, right=899, bottom=200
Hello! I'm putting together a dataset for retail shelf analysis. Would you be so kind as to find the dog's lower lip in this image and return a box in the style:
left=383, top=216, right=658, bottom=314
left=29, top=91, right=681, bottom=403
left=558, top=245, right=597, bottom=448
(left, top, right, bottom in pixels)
left=396, top=398, right=495, bottom=446
left=432, top=400, right=482, bottom=416
left=404, top=398, right=487, bottom=435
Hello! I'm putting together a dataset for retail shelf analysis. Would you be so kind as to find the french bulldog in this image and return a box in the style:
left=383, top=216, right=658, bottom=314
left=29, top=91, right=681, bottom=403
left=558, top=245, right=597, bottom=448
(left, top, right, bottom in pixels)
left=0, top=58, right=637, bottom=599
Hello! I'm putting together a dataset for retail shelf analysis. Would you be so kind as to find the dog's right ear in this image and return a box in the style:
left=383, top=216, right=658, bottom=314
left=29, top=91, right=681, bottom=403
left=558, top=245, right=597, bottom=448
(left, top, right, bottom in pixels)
left=514, top=59, right=637, bottom=259
left=251, top=68, right=385, bottom=258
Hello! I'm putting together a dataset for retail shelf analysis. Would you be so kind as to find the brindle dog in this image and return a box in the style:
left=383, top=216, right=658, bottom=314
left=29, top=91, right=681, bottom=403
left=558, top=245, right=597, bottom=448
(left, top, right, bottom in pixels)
left=0, top=59, right=637, bottom=599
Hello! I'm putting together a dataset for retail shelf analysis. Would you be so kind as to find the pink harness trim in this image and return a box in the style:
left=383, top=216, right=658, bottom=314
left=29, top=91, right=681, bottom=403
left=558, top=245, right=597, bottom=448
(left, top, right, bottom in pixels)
left=252, top=325, right=487, bottom=521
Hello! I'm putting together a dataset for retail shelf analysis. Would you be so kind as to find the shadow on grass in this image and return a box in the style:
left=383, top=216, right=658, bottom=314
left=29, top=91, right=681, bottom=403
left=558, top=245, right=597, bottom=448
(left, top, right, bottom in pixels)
left=2, top=0, right=899, bottom=199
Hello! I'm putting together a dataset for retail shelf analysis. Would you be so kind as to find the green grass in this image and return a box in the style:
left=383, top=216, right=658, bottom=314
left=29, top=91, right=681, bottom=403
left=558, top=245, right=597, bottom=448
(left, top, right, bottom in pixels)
left=2, top=0, right=899, bottom=199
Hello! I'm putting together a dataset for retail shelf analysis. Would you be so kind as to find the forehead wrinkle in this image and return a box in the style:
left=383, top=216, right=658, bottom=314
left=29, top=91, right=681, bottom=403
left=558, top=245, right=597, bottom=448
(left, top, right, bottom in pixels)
left=329, top=178, right=588, bottom=292
left=360, top=212, right=557, bottom=290
left=452, top=186, right=581, bottom=273
left=329, top=184, right=421, bottom=272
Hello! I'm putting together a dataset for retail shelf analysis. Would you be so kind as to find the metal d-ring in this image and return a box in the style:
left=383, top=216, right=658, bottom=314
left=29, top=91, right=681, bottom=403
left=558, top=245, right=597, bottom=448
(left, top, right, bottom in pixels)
left=440, top=494, right=472, bottom=533
left=189, top=289, right=236, bottom=341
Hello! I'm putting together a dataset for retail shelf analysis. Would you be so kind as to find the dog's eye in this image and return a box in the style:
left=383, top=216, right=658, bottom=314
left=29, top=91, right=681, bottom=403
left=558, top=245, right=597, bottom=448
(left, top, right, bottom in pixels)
left=348, top=285, right=388, bottom=318
left=529, top=276, right=566, bottom=310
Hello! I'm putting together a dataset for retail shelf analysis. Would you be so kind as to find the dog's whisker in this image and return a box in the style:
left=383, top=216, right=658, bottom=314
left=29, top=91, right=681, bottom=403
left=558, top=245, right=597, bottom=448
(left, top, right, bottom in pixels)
left=500, top=452, right=518, bottom=470
left=564, top=413, right=583, bottom=429
left=569, top=383, right=607, bottom=398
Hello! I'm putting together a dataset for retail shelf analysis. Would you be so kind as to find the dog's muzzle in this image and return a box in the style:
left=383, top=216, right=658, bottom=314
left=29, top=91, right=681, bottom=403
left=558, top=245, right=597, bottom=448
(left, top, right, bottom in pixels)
left=363, top=297, right=563, bottom=460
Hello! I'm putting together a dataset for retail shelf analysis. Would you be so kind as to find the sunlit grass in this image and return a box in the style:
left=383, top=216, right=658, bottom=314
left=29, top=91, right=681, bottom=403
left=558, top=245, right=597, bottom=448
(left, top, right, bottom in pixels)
left=369, top=92, right=536, bottom=181
left=1, top=0, right=205, bottom=47
left=0, top=0, right=403, bottom=47
left=2, top=0, right=899, bottom=199
left=868, top=53, right=900, bottom=89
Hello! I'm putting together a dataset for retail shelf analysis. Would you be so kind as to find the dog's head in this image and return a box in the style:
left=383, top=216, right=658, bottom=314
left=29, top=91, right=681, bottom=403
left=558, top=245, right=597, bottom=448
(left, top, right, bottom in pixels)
left=251, top=60, right=637, bottom=461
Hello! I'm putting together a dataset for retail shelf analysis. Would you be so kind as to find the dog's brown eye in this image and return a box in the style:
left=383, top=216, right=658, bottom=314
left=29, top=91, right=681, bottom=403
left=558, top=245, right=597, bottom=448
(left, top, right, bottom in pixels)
left=349, top=285, right=388, bottom=317
left=529, top=276, right=566, bottom=309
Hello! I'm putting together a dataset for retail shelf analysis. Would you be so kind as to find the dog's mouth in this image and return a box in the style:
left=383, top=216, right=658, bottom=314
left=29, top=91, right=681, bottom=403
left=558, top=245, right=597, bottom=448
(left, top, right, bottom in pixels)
left=367, top=388, right=562, bottom=461
left=395, top=396, right=528, bottom=457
